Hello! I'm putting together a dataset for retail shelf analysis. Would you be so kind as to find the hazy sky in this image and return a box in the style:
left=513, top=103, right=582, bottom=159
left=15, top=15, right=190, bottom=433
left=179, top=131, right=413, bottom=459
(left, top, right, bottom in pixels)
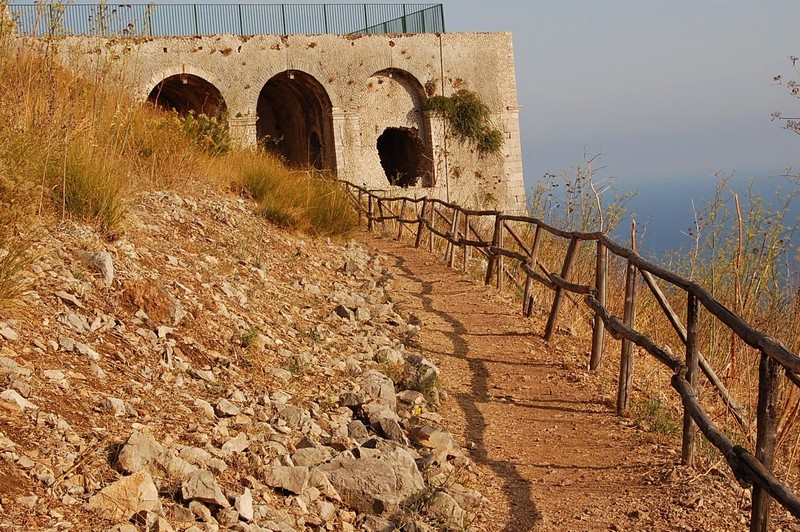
left=440, top=0, right=800, bottom=193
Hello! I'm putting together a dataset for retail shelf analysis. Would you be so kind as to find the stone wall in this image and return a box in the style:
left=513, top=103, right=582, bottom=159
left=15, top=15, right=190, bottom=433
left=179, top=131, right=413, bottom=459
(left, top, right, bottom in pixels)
left=54, top=31, right=526, bottom=211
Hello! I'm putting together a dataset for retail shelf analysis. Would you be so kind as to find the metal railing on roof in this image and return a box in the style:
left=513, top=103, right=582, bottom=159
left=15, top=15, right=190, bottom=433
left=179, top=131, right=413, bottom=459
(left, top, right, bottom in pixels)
left=7, top=3, right=445, bottom=37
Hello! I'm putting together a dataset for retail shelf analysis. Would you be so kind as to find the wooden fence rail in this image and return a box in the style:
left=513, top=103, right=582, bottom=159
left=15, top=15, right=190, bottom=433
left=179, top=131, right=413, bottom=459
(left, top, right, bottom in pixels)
left=338, top=180, right=800, bottom=531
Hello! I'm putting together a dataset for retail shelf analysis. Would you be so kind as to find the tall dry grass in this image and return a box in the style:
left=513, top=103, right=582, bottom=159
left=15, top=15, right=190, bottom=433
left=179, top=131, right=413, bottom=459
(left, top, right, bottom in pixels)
left=527, top=166, right=800, bottom=481
left=216, top=151, right=358, bottom=237
left=0, top=18, right=357, bottom=312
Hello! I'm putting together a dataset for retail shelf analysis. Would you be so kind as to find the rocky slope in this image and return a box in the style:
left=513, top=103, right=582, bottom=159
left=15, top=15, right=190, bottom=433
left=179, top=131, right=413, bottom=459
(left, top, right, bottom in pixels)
left=0, top=190, right=485, bottom=531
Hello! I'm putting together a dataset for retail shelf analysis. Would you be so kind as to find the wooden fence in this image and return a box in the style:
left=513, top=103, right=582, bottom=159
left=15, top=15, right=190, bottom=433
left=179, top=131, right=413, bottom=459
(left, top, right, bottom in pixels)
left=339, top=180, right=800, bottom=531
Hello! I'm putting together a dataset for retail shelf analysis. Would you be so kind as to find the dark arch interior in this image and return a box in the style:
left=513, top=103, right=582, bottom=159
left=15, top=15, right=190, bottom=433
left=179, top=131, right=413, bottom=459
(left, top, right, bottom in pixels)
left=147, top=74, right=226, bottom=118
left=257, top=71, right=335, bottom=171
left=377, top=127, right=431, bottom=187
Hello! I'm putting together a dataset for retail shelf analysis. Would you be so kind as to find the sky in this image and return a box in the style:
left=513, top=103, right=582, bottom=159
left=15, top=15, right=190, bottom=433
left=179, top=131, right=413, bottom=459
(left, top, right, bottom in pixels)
left=433, top=0, right=800, bottom=254
left=439, top=0, right=800, bottom=194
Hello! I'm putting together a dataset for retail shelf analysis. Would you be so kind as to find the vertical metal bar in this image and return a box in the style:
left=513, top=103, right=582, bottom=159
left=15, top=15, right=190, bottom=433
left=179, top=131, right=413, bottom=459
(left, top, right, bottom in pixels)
left=543, top=237, right=581, bottom=340
left=363, top=4, right=368, bottom=31
left=440, top=4, right=446, bottom=32
left=616, top=258, right=637, bottom=415
left=682, top=292, right=699, bottom=465
left=590, top=240, right=608, bottom=370
left=323, top=4, right=328, bottom=33
left=281, top=4, right=286, bottom=35
left=751, top=352, right=781, bottom=532
left=238, top=4, right=243, bottom=36
left=402, top=4, right=407, bottom=33
left=193, top=4, right=198, bottom=35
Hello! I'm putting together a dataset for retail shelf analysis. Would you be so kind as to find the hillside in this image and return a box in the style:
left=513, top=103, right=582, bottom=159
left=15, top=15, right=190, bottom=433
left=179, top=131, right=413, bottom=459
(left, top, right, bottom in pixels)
left=0, top=188, right=485, bottom=531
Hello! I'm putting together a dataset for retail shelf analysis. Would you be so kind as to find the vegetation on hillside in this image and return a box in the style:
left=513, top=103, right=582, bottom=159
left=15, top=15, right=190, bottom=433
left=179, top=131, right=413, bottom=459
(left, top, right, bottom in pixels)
left=0, top=25, right=356, bottom=311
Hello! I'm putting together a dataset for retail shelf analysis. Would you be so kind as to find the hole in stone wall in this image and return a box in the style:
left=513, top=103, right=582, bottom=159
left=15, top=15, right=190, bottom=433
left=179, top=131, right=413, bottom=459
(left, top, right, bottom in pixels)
left=377, top=127, right=429, bottom=187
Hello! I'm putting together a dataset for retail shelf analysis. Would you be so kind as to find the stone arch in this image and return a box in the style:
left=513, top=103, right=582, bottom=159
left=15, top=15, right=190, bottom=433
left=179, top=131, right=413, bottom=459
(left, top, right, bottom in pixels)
left=359, top=68, right=434, bottom=188
left=256, top=70, right=336, bottom=171
left=143, top=65, right=228, bottom=118
left=147, top=74, right=227, bottom=118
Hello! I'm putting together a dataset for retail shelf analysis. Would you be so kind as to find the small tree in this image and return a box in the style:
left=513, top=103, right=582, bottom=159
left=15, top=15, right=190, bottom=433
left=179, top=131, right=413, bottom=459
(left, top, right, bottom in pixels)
left=772, top=55, right=800, bottom=134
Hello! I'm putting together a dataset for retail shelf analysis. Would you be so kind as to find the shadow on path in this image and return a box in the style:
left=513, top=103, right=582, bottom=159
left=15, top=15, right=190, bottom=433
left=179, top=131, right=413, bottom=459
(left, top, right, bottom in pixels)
left=389, top=253, right=542, bottom=531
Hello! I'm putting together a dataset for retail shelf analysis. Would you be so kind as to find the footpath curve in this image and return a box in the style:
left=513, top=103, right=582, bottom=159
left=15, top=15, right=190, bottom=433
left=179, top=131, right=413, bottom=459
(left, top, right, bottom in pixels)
left=357, top=232, right=748, bottom=532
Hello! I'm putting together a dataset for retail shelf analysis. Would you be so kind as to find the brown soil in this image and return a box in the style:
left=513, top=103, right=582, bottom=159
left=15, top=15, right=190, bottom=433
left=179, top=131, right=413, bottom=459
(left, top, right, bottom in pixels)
left=357, top=232, right=773, bottom=532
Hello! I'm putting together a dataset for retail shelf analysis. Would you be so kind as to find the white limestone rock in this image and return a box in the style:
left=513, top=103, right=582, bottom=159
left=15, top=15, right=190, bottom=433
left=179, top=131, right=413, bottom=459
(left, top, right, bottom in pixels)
left=181, top=470, right=229, bottom=508
left=86, top=471, right=161, bottom=520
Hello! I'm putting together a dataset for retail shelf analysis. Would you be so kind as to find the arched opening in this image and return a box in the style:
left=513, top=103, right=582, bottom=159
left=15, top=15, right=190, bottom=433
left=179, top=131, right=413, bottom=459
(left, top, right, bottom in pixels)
left=377, top=127, right=428, bottom=187
left=147, top=74, right=226, bottom=118
left=360, top=68, right=435, bottom=187
left=309, top=132, right=322, bottom=170
left=257, top=71, right=336, bottom=171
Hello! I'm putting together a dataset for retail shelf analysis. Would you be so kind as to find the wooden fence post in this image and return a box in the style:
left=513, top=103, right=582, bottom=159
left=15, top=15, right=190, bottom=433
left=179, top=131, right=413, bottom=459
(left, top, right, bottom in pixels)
left=616, top=257, right=637, bottom=415
left=751, top=352, right=781, bottom=532
left=367, top=195, right=374, bottom=232
left=428, top=203, right=435, bottom=254
left=543, top=237, right=582, bottom=340
left=448, top=209, right=459, bottom=268
left=524, top=225, right=543, bottom=318
left=415, top=198, right=428, bottom=249
left=682, top=292, right=699, bottom=466
left=357, top=188, right=364, bottom=226
left=462, top=213, right=470, bottom=272
left=377, top=198, right=386, bottom=233
left=496, top=218, right=505, bottom=291
left=589, top=240, right=608, bottom=370
left=640, top=270, right=748, bottom=431
left=485, top=214, right=502, bottom=286
left=397, top=199, right=407, bottom=240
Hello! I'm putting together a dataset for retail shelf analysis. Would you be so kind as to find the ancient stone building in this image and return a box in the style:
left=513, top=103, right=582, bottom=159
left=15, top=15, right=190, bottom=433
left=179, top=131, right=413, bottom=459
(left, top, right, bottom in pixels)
left=8, top=4, right=527, bottom=211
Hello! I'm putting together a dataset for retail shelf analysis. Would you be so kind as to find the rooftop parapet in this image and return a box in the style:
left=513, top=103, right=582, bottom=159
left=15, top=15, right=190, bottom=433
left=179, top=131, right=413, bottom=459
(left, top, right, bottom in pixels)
left=7, top=2, right=445, bottom=37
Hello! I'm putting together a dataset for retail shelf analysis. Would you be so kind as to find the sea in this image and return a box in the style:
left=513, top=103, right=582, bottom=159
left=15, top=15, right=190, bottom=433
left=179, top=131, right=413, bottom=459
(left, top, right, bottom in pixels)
left=526, top=171, right=800, bottom=284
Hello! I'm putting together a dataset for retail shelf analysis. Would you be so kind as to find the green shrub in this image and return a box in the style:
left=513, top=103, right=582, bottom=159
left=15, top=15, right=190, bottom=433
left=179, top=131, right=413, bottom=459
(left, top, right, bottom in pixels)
left=426, top=89, right=504, bottom=155
left=178, top=111, right=230, bottom=155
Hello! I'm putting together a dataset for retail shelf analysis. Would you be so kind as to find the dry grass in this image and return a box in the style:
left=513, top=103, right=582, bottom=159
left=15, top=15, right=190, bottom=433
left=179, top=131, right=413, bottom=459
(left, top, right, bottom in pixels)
left=0, top=23, right=357, bottom=310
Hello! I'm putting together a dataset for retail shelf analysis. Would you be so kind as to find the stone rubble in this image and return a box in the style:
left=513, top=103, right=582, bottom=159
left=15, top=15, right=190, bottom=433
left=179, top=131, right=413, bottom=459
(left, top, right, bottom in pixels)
left=0, top=189, right=486, bottom=531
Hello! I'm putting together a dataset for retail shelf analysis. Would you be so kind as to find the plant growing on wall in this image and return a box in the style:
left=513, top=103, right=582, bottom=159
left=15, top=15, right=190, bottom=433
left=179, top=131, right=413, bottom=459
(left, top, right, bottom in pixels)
left=425, top=89, right=504, bottom=155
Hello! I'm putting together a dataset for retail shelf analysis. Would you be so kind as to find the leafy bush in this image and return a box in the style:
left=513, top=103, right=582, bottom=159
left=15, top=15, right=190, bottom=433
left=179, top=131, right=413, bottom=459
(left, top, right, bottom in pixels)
left=178, top=111, right=230, bottom=155
left=426, top=89, right=504, bottom=155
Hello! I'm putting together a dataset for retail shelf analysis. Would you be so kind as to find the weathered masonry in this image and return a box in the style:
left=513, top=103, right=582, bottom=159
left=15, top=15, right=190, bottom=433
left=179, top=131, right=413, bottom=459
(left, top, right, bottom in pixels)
left=7, top=4, right=526, bottom=211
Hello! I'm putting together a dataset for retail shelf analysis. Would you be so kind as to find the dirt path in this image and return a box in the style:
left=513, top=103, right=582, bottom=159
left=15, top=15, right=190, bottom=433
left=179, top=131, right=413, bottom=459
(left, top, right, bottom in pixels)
left=357, top=233, right=748, bottom=532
